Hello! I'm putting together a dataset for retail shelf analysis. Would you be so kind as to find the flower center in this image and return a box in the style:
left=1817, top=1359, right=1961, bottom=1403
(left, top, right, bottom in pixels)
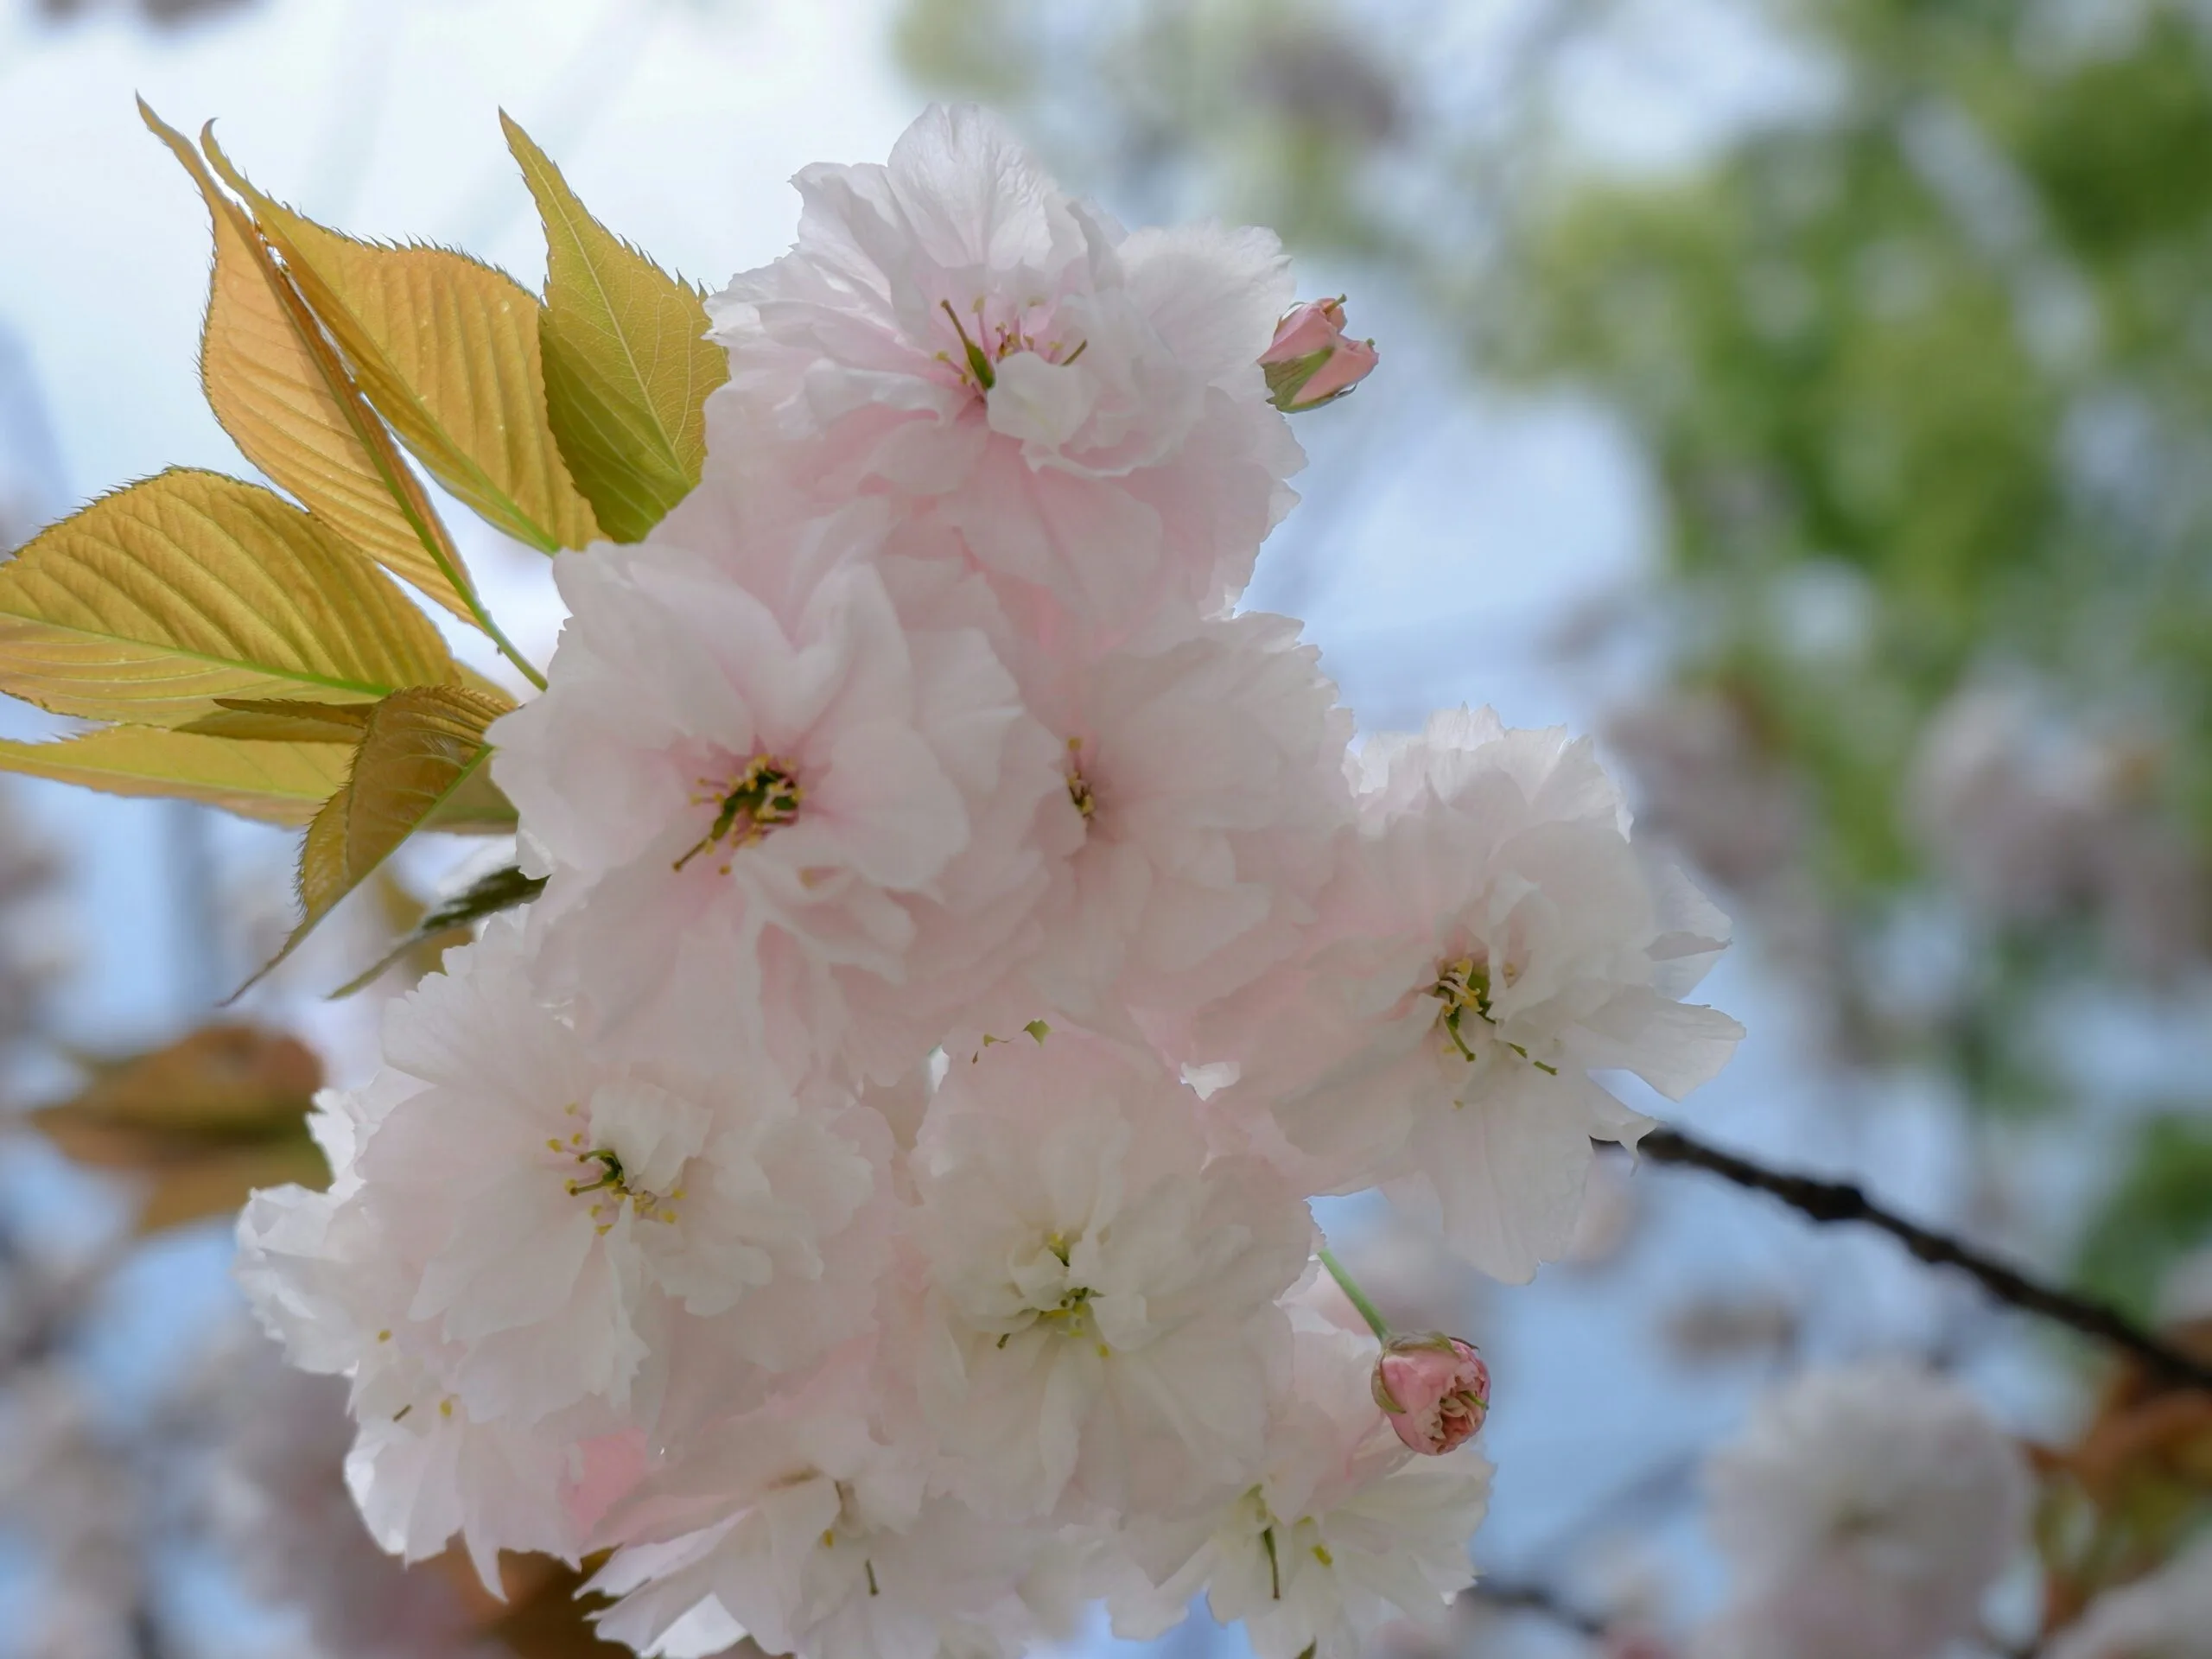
left=547, top=1112, right=683, bottom=1231
left=1000, top=1231, right=1109, bottom=1357
left=938, top=297, right=1088, bottom=393
left=1428, top=956, right=1493, bottom=1061
left=1065, top=737, right=1096, bottom=823
left=1428, top=953, right=1556, bottom=1076
left=674, top=755, right=802, bottom=873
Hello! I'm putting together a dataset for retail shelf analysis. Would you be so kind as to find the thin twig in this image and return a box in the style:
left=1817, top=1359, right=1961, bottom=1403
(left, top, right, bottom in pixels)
left=1467, top=1578, right=1606, bottom=1639
left=1636, top=1126, right=2212, bottom=1394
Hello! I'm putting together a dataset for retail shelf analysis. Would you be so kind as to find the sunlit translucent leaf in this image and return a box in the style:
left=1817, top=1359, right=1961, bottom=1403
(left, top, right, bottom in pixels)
left=0, top=727, right=353, bottom=825
left=0, top=469, right=459, bottom=725
left=139, top=102, right=486, bottom=630
left=331, top=862, right=546, bottom=997
left=30, top=1024, right=327, bottom=1233
left=504, top=113, right=727, bottom=542
left=179, top=696, right=376, bottom=742
left=251, top=684, right=512, bottom=985
left=202, top=131, right=601, bottom=554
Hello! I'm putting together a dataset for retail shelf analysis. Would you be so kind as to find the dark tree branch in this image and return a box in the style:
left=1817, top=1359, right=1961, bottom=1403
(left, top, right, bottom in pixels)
left=1636, top=1126, right=2212, bottom=1394
left=1466, top=1578, right=1606, bottom=1639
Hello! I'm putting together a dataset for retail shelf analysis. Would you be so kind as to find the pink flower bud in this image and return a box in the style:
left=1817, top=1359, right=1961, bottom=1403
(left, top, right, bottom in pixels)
left=1372, top=1333, right=1490, bottom=1455
left=1262, top=297, right=1378, bottom=410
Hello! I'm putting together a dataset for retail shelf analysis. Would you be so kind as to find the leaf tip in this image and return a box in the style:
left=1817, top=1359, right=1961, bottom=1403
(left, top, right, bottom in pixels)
left=199, top=120, right=251, bottom=199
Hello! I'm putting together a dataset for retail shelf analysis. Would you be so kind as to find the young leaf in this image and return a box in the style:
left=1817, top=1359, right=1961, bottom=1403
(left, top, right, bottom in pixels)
left=331, top=862, right=546, bottom=997
left=178, top=697, right=377, bottom=743
left=251, top=684, right=512, bottom=984
left=29, top=1024, right=328, bottom=1233
left=503, top=113, right=728, bottom=542
left=201, top=131, right=601, bottom=555
left=136, top=1142, right=333, bottom=1234
left=139, top=102, right=486, bottom=631
left=41, top=1023, right=321, bottom=1135
left=0, top=727, right=353, bottom=825
left=0, top=468, right=459, bottom=724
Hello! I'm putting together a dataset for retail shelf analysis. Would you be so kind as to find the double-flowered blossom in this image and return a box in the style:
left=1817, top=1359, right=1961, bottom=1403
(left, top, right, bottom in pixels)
left=235, top=101, right=1745, bottom=1659
left=1201, top=707, right=1744, bottom=1281
left=913, top=1031, right=1313, bottom=1519
left=238, top=917, right=895, bottom=1585
left=705, top=103, right=1305, bottom=626
left=1006, top=603, right=1352, bottom=1033
left=493, top=499, right=1064, bottom=1087
left=1698, top=1362, right=2031, bottom=1659
left=588, top=1363, right=1077, bottom=1659
left=1112, top=1315, right=1493, bottom=1659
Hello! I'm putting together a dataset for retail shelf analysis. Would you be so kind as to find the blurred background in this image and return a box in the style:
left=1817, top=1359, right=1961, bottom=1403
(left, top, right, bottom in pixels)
left=2, top=0, right=2209, bottom=1654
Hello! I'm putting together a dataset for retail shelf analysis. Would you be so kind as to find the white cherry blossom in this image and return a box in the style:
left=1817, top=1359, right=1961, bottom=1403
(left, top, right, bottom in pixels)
left=1201, top=707, right=1743, bottom=1281
left=1113, top=1318, right=1492, bottom=1659
left=590, top=1367, right=1068, bottom=1659
left=1007, top=603, right=1352, bottom=1033
left=492, top=501, right=1061, bottom=1087
left=912, top=1029, right=1314, bottom=1520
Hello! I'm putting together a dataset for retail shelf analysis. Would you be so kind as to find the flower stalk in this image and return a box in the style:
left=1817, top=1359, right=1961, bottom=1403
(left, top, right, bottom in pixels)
left=1317, top=1246, right=1392, bottom=1342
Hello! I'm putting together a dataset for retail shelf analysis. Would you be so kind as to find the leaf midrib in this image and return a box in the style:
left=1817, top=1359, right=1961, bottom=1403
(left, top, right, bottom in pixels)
left=0, top=607, right=419, bottom=702
left=522, top=136, right=690, bottom=480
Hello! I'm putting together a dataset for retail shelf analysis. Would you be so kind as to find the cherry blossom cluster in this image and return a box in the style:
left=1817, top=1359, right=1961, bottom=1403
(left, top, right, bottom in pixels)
left=235, top=105, right=1743, bottom=1659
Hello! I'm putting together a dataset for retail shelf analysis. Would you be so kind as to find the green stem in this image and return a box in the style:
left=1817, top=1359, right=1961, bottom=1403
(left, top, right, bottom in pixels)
left=477, top=606, right=548, bottom=692
left=1317, top=1247, right=1391, bottom=1343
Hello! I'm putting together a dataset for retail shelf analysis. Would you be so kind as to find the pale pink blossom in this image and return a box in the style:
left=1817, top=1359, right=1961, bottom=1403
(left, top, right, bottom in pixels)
left=1374, top=1335, right=1490, bottom=1455
left=589, top=1364, right=1071, bottom=1659
left=491, top=501, right=1062, bottom=1087
left=1003, top=603, right=1353, bottom=1033
left=1199, top=707, right=1743, bottom=1281
left=705, top=104, right=1306, bottom=624
left=1113, top=1319, right=1492, bottom=1659
left=912, top=1029, right=1314, bottom=1520
left=353, top=918, right=885, bottom=1421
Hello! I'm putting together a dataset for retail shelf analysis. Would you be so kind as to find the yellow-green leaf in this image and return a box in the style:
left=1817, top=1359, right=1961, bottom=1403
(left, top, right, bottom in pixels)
left=39, top=1023, right=321, bottom=1138
left=255, top=684, right=512, bottom=984
left=179, top=696, right=377, bottom=743
left=504, top=113, right=728, bottom=542
left=0, top=468, right=459, bottom=724
left=332, top=863, right=545, bottom=997
left=29, top=1023, right=328, bottom=1232
left=0, top=727, right=354, bottom=825
left=423, top=753, right=520, bottom=833
left=139, top=102, right=486, bottom=631
left=203, top=132, right=601, bottom=555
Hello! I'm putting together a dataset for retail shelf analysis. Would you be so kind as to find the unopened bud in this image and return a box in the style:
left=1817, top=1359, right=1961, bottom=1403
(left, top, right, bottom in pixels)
left=1372, top=1332, right=1489, bottom=1455
left=1262, top=297, right=1377, bottom=410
